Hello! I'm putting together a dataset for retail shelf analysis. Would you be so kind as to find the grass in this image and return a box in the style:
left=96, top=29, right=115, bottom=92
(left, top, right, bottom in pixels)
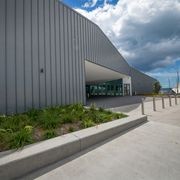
left=0, top=103, right=127, bottom=151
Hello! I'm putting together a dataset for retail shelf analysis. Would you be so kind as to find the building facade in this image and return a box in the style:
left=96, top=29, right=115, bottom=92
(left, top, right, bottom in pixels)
left=0, top=0, right=156, bottom=114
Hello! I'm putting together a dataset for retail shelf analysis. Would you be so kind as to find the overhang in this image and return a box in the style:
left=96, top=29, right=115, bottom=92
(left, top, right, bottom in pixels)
left=85, top=60, right=130, bottom=84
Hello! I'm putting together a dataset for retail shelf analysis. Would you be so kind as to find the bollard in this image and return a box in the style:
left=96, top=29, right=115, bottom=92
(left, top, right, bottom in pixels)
left=175, top=95, right=177, bottom=105
left=153, top=97, right=156, bottom=111
left=162, top=96, right=165, bottom=109
left=169, top=95, right=172, bottom=106
left=141, top=99, right=145, bottom=115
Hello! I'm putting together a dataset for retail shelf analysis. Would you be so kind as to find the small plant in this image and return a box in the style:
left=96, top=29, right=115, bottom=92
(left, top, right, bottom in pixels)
left=26, top=108, right=40, bottom=121
left=9, top=127, right=33, bottom=149
left=90, top=103, right=96, bottom=111
left=73, top=103, right=84, bottom=112
left=98, top=107, right=105, bottom=112
left=44, top=129, right=57, bottom=139
left=62, top=114, right=74, bottom=124
left=38, top=110, right=61, bottom=129
left=105, top=110, right=112, bottom=115
left=82, top=118, right=95, bottom=128
left=68, top=126, right=74, bottom=132
left=0, top=128, right=11, bottom=150
left=0, top=103, right=127, bottom=151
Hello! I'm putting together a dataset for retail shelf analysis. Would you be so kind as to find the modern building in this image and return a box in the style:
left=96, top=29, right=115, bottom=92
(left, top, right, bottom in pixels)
left=0, top=0, right=156, bottom=114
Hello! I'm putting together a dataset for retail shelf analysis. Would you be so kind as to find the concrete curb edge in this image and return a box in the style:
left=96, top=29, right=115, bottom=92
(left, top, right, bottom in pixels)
left=0, top=115, right=147, bottom=179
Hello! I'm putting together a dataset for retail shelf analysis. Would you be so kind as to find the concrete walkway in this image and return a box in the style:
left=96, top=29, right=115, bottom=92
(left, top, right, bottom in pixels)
left=87, top=96, right=146, bottom=109
left=23, top=99, right=180, bottom=180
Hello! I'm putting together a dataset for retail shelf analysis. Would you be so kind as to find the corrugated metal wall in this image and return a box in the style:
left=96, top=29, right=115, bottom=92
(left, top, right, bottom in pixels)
left=0, top=0, right=87, bottom=114
left=0, top=0, right=155, bottom=114
left=131, top=68, right=157, bottom=94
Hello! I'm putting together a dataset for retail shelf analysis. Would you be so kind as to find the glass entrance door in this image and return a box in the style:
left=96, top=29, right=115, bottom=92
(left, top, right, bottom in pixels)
left=124, top=84, right=130, bottom=96
left=86, top=79, right=123, bottom=98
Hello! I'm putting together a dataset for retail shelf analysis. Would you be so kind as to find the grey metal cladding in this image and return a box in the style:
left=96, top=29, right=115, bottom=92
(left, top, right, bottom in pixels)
left=0, top=0, right=6, bottom=114
left=131, top=68, right=157, bottom=94
left=0, top=0, right=85, bottom=114
left=0, top=0, right=156, bottom=114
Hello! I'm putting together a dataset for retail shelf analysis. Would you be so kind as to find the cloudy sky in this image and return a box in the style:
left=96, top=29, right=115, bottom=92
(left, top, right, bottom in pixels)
left=62, top=0, right=180, bottom=88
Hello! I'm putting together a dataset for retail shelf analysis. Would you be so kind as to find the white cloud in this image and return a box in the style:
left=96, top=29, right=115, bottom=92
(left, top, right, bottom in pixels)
left=76, top=0, right=180, bottom=72
left=83, top=0, right=98, bottom=8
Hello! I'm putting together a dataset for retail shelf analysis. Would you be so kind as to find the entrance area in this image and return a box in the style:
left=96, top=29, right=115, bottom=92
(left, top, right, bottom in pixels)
left=85, top=60, right=132, bottom=98
left=86, top=79, right=123, bottom=97
left=124, top=84, right=131, bottom=96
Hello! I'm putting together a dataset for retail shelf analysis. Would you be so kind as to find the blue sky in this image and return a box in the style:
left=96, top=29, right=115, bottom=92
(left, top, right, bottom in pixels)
left=62, top=0, right=118, bottom=10
left=61, top=0, right=180, bottom=88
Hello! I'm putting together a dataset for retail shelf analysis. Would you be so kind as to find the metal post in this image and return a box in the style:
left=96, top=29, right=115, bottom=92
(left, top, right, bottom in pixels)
left=162, top=96, right=165, bottom=109
left=175, top=95, right=177, bottom=105
left=141, top=99, right=145, bottom=115
left=169, top=95, right=172, bottom=106
left=153, top=97, right=156, bottom=111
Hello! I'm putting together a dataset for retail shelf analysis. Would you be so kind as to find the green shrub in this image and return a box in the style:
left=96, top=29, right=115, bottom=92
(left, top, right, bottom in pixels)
left=98, top=114, right=112, bottom=123
left=82, top=118, right=95, bottom=128
left=0, top=115, right=30, bottom=132
left=68, top=126, right=74, bottom=132
left=26, top=108, right=40, bottom=121
left=98, top=107, right=105, bottom=112
left=112, top=113, right=128, bottom=119
left=38, top=110, right=61, bottom=129
left=44, top=129, right=57, bottom=139
left=0, top=104, right=127, bottom=151
left=62, top=114, right=74, bottom=124
left=90, top=103, right=96, bottom=111
left=0, top=128, right=10, bottom=150
left=73, top=103, right=84, bottom=112
left=9, top=126, right=33, bottom=149
left=105, top=110, right=112, bottom=115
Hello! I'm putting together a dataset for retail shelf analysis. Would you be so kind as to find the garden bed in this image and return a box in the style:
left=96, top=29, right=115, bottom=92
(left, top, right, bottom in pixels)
left=0, top=104, right=127, bottom=152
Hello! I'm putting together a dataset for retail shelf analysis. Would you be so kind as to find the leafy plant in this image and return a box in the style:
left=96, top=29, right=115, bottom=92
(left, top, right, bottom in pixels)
left=62, top=114, right=74, bottom=124
left=98, top=107, right=105, bottom=112
left=0, top=103, right=127, bottom=151
left=90, top=103, right=96, bottom=111
left=68, top=126, right=74, bottom=132
left=82, top=118, right=95, bottom=128
left=0, top=115, right=30, bottom=132
left=26, top=108, right=40, bottom=121
left=38, top=110, right=61, bottom=129
left=9, top=126, right=33, bottom=149
left=44, top=129, right=57, bottom=139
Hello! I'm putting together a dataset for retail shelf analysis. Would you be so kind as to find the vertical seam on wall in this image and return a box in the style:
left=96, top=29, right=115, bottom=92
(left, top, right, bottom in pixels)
left=73, top=13, right=76, bottom=103
left=15, top=0, right=17, bottom=113
left=70, top=11, right=74, bottom=104
left=54, top=0, right=58, bottom=105
left=58, top=3, right=62, bottom=105
left=79, top=17, right=83, bottom=103
left=76, top=14, right=79, bottom=102
left=63, top=7, right=67, bottom=104
left=23, top=0, right=26, bottom=111
left=82, top=18, right=86, bottom=104
left=49, top=0, right=52, bottom=105
left=67, top=9, right=71, bottom=103
left=31, top=0, right=34, bottom=108
left=37, top=0, right=40, bottom=108
left=66, top=8, right=70, bottom=103
left=43, top=0, right=47, bottom=107
left=5, top=0, right=7, bottom=114
left=78, top=15, right=81, bottom=102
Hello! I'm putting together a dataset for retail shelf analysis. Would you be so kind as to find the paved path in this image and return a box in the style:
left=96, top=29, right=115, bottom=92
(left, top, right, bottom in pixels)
left=87, top=96, right=146, bottom=109
left=23, top=100, right=180, bottom=180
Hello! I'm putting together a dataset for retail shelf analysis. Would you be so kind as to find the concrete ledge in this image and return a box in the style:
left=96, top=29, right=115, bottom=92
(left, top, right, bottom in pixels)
left=74, top=115, right=147, bottom=150
left=0, top=115, right=147, bottom=179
